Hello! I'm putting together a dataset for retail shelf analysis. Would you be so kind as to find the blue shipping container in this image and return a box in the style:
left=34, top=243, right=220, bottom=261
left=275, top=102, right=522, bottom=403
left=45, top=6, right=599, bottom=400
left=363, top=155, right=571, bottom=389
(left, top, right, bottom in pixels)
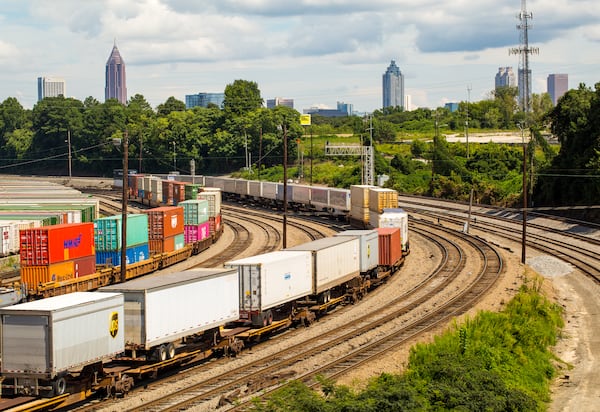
left=95, top=243, right=150, bottom=266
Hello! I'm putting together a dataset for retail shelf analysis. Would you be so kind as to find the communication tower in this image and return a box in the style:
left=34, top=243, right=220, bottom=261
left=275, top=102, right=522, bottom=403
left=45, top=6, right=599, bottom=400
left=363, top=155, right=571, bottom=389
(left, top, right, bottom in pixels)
left=509, top=0, right=539, bottom=113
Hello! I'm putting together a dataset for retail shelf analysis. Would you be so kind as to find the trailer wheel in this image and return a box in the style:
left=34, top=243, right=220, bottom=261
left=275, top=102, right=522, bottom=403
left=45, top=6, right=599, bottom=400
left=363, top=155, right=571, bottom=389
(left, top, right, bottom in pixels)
left=53, top=377, right=66, bottom=396
left=156, top=345, right=167, bottom=362
left=167, top=342, right=176, bottom=359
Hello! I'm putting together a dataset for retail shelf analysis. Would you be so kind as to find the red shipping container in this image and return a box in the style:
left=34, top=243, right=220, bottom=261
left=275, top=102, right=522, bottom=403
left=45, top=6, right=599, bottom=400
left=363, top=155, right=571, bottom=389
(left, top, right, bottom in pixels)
left=19, top=223, right=95, bottom=266
left=377, top=227, right=402, bottom=267
left=73, top=254, right=97, bottom=278
left=184, top=222, right=211, bottom=243
left=172, top=181, right=186, bottom=205
left=209, top=214, right=222, bottom=235
left=148, top=234, right=185, bottom=254
left=162, top=180, right=174, bottom=205
left=143, top=206, right=184, bottom=240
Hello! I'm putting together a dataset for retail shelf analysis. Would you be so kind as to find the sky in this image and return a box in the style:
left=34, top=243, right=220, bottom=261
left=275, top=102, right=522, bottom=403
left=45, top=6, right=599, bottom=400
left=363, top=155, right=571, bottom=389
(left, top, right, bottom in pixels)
left=0, top=0, right=599, bottom=113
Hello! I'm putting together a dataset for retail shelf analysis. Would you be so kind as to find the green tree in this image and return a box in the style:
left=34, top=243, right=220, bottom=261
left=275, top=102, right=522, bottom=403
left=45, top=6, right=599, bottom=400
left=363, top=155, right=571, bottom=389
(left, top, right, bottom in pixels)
left=156, top=96, right=186, bottom=116
left=223, top=80, right=263, bottom=117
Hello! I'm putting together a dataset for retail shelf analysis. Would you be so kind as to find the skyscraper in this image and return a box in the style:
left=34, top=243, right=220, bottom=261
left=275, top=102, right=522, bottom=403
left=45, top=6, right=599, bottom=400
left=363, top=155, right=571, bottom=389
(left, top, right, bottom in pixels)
left=382, top=60, right=404, bottom=110
left=37, top=77, right=66, bottom=101
left=547, top=74, right=568, bottom=105
left=186, top=92, right=225, bottom=109
left=105, top=42, right=127, bottom=104
left=495, top=67, right=516, bottom=90
left=266, top=97, right=294, bottom=109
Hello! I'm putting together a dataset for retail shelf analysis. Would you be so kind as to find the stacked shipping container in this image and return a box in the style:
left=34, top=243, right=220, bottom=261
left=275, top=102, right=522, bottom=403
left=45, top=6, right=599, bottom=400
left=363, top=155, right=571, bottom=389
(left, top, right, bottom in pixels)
left=94, top=214, right=150, bottom=266
left=179, top=199, right=210, bottom=243
left=142, top=207, right=185, bottom=255
left=19, top=222, right=97, bottom=285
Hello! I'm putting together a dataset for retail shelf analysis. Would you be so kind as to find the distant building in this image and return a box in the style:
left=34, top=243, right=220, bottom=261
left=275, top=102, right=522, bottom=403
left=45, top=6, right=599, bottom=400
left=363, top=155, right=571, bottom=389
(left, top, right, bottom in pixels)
left=105, top=42, right=127, bottom=104
left=495, top=67, right=516, bottom=90
left=445, top=102, right=459, bottom=113
left=404, top=94, right=412, bottom=111
left=37, top=77, right=66, bottom=101
left=518, top=68, right=532, bottom=111
left=266, top=97, right=294, bottom=109
left=303, top=107, right=348, bottom=118
left=547, top=74, right=568, bottom=106
left=382, top=60, right=404, bottom=109
left=336, top=101, right=353, bottom=116
left=185, top=92, right=225, bottom=109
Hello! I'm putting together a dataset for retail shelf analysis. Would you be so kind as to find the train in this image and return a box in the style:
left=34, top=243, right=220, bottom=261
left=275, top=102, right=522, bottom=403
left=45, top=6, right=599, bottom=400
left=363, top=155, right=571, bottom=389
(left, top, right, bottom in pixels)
left=0, top=224, right=408, bottom=400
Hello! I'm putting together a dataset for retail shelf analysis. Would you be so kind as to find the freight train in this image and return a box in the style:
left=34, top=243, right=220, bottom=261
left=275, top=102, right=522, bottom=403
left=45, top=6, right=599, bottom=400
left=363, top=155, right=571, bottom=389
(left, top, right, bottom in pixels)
left=0, top=224, right=407, bottom=400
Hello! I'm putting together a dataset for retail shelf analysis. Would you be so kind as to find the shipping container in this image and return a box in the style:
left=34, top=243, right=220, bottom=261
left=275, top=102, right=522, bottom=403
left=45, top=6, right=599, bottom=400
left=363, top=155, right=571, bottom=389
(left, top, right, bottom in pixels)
left=335, top=230, right=379, bottom=275
left=19, top=222, right=95, bottom=266
left=197, top=190, right=222, bottom=217
left=172, top=181, right=187, bottom=205
left=261, top=181, right=278, bottom=200
left=248, top=180, right=261, bottom=199
left=21, top=255, right=96, bottom=285
left=99, top=268, right=239, bottom=351
left=291, top=184, right=311, bottom=204
left=161, top=180, right=174, bottom=205
left=179, top=199, right=209, bottom=225
left=143, top=206, right=184, bottom=239
left=94, top=214, right=149, bottom=251
left=376, top=227, right=403, bottom=268
left=368, top=188, right=399, bottom=214
left=378, top=208, right=409, bottom=252
left=148, top=233, right=185, bottom=254
left=0, top=292, right=124, bottom=394
left=184, top=222, right=211, bottom=243
left=184, top=184, right=201, bottom=200
left=285, top=236, right=360, bottom=294
left=209, top=214, right=222, bottom=235
left=329, top=188, right=351, bottom=212
left=225, top=251, right=312, bottom=322
left=350, top=185, right=375, bottom=208
left=95, top=243, right=150, bottom=266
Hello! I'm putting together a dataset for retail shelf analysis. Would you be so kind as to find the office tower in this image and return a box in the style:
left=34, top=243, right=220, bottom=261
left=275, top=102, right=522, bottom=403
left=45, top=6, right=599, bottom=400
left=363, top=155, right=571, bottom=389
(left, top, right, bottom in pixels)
left=266, top=97, right=294, bottom=109
left=105, top=42, right=127, bottom=104
left=37, top=77, right=66, bottom=101
left=186, top=93, right=225, bottom=109
left=495, top=67, right=516, bottom=90
left=336, top=101, right=353, bottom=116
left=547, top=74, right=568, bottom=105
left=382, top=60, right=404, bottom=109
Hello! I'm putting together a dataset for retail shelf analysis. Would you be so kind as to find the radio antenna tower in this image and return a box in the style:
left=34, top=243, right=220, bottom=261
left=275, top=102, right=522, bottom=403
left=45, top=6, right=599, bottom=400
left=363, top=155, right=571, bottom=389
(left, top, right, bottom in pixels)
left=509, top=0, right=539, bottom=113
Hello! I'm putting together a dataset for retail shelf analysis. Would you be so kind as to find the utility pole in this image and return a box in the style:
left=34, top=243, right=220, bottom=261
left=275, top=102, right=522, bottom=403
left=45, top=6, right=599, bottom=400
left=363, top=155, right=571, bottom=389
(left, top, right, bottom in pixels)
left=67, top=130, right=72, bottom=179
left=282, top=124, right=288, bottom=248
left=517, top=122, right=527, bottom=264
left=120, top=131, right=128, bottom=283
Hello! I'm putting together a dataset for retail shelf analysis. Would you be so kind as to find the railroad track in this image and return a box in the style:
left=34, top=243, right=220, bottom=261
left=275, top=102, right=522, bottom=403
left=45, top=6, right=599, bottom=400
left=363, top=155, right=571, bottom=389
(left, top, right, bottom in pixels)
left=81, top=220, right=501, bottom=412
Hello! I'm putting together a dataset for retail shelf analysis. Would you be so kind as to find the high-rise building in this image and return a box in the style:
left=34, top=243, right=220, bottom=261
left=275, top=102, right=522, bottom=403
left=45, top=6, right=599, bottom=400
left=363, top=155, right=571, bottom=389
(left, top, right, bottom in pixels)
left=518, top=68, right=532, bottom=109
left=547, top=74, right=568, bottom=105
left=186, top=93, right=225, bottom=109
left=382, top=60, right=404, bottom=109
left=266, top=97, right=294, bottom=109
left=336, top=101, right=353, bottom=116
left=37, top=77, right=66, bottom=101
left=105, top=42, right=127, bottom=104
left=495, top=67, right=516, bottom=90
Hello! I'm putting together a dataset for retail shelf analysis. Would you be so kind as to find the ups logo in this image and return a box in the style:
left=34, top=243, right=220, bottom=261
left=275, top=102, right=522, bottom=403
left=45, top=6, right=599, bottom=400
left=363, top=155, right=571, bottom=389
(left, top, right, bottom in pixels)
left=109, top=312, right=119, bottom=338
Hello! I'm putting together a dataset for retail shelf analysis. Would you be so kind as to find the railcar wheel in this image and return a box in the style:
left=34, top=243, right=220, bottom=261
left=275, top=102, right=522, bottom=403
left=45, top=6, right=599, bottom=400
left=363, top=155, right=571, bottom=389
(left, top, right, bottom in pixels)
left=167, top=342, right=176, bottom=359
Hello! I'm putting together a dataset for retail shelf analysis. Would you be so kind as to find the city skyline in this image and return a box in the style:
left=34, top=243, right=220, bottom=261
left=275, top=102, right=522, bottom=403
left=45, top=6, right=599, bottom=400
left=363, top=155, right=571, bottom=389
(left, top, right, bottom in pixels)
left=1, top=1, right=599, bottom=112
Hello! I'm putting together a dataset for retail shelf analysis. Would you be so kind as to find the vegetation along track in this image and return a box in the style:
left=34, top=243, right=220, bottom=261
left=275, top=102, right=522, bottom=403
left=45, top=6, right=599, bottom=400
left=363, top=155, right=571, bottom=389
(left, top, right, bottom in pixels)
left=84, top=220, right=502, bottom=412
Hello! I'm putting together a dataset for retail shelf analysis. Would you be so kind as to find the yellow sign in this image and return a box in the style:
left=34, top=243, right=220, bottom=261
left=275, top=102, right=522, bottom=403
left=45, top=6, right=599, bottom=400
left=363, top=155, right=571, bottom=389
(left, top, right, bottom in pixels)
left=110, top=312, right=119, bottom=338
left=300, top=114, right=311, bottom=126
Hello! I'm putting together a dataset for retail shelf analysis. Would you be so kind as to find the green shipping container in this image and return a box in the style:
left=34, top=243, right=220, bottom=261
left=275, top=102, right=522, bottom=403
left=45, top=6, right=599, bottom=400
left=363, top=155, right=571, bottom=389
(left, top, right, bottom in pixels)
left=94, top=214, right=149, bottom=251
left=178, top=199, right=209, bottom=225
left=184, top=184, right=202, bottom=200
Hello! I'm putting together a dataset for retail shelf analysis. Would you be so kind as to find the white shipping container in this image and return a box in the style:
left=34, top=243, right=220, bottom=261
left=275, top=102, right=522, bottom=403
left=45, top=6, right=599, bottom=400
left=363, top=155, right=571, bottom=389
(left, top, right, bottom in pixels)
left=248, top=180, right=262, bottom=198
left=0, top=292, right=124, bottom=378
left=335, top=230, right=379, bottom=274
left=261, top=181, right=278, bottom=200
left=198, top=190, right=222, bottom=217
left=99, top=269, right=239, bottom=350
left=291, top=184, right=311, bottom=204
left=378, top=208, right=409, bottom=252
left=285, top=237, right=360, bottom=294
left=225, top=251, right=312, bottom=313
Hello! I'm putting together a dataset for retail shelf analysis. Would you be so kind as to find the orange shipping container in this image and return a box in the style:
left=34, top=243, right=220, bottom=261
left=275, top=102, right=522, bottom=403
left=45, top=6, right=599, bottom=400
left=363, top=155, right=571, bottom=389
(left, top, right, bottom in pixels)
left=148, top=234, right=185, bottom=255
left=376, top=227, right=402, bottom=267
left=21, top=255, right=97, bottom=286
left=143, top=206, right=184, bottom=239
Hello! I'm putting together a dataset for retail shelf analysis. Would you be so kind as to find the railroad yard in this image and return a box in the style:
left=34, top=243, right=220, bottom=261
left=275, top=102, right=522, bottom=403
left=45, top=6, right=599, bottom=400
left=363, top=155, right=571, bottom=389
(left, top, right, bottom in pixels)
left=0, top=176, right=599, bottom=411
